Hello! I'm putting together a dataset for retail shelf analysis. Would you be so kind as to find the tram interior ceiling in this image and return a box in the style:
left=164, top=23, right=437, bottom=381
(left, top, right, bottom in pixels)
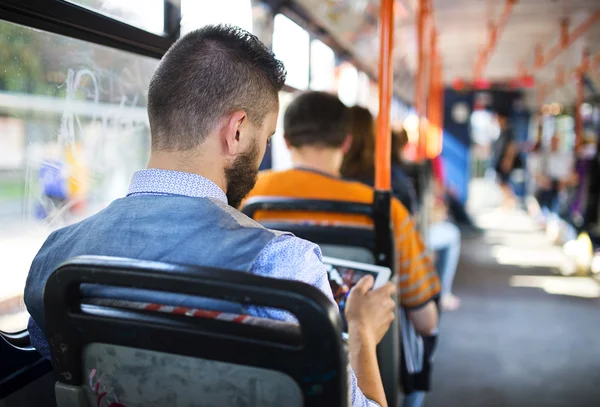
left=1, top=0, right=600, bottom=407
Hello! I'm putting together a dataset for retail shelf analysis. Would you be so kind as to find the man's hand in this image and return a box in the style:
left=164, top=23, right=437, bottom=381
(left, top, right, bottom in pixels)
left=345, top=275, right=396, bottom=345
left=344, top=275, right=396, bottom=407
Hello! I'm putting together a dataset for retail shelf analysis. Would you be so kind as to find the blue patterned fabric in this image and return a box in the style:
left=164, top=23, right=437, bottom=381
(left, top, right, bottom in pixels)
left=25, top=169, right=379, bottom=407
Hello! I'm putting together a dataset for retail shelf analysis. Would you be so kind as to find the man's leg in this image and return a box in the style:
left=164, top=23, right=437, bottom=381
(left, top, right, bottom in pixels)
left=402, top=391, right=427, bottom=407
left=428, top=221, right=462, bottom=310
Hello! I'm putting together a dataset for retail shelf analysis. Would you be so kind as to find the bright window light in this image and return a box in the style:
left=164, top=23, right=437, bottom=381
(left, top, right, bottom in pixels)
left=337, top=62, right=358, bottom=106
left=181, top=0, right=253, bottom=35
left=273, top=14, right=309, bottom=90
left=310, top=40, right=336, bottom=92
left=271, top=92, right=294, bottom=170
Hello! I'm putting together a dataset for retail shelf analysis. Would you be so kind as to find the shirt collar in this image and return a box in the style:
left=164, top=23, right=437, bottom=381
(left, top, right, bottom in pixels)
left=127, top=169, right=228, bottom=204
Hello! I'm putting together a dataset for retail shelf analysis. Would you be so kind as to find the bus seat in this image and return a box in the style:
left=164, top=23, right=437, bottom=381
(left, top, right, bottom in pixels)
left=241, top=197, right=400, bottom=407
left=319, top=244, right=375, bottom=264
left=44, top=256, right=348, bottom=407
left=257, top=221, right=377, bottom=264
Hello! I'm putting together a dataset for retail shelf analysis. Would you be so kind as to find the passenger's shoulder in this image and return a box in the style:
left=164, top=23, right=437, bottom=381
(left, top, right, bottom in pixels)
left=334, top=177, right=375, bottom=201
left=390, top=195, right=412, bottom=222
left=262, top=233, right=322, bottom=256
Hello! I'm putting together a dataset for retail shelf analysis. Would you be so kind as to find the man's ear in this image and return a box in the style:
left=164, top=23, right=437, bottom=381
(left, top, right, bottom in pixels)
left=221, top=110, right=247, bottom=156
left=284, top=134, right=291, bottom=149
left=341, top=134, right=353, bottom=154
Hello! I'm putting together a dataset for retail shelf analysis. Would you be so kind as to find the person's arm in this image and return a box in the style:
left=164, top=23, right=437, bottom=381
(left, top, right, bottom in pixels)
left=392, top=202, right=440, bottom=336
left=346, top=276, right=396, bottom=407
left=250, top=235, right=395, bottom=407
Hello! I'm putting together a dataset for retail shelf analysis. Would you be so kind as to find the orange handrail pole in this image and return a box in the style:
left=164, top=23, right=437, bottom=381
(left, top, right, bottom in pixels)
left=415, top=0, right=428, bottom=160
left=436, top=59, right=444, bottom=156
left=524, top=11, right=600, bottom=75
left=375, top=0, right=394, bottom=191
left=536, top=50, right=599, bottom=107
left=426, top=29, right=438, bottom=158
left=438, top=60, right=445, bottom=143
left=474, top=0, right=517, bottom=80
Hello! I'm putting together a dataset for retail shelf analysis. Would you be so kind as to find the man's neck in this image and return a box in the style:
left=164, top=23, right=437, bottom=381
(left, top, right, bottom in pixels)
left=289, top=146, right=343, bottom=177
left=147, top=151, right=227, bottom=192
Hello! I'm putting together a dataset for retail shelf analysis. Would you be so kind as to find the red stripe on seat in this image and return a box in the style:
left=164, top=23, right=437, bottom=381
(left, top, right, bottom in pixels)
left=232, top=315, right=248, bottom=323
left=172, top=306, right=190, bottom=315
left=145, top=303, right=162, bottom=311
left=192, top=310, right=221, bottom=319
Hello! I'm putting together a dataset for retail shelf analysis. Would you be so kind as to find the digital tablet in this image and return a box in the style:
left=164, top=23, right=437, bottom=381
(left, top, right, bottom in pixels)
left=322, top=256, right=392, bottom=332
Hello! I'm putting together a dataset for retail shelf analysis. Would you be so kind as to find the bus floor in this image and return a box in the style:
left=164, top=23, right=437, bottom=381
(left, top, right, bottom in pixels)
left=427, top=208, right=600, bottom=407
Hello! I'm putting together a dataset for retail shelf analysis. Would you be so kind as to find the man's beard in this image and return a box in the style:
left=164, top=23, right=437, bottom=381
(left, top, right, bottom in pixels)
left=224, top=138, right=260, bottom=209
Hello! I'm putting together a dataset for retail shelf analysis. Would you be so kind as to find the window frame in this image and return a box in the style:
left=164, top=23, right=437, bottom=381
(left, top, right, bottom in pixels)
left=0, top=0, right=176, bottom=339
left=0, top=0, right=180, bottom=59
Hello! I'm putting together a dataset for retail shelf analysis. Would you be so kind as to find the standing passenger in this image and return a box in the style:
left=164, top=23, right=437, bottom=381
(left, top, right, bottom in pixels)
left=492, top=108, right=518, bottom=209
left=24, top=25, right=395, bottom=407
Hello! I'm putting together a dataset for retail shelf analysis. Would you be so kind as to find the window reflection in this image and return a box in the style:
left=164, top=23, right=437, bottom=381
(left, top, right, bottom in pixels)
left=0, top=20, right=158, bottom=332
left=273, top=14, right=309, bottom=90
left=181, top=0, right=253, bottom=35
left=66, top=0, right=165, bottom=35
left=310, top=40, right=335, bottom=92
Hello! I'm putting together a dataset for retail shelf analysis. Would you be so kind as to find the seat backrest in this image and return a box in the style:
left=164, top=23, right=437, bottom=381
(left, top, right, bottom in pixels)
left=242, top=197, right=394, bottom=270
left=241, top=197, right=400, bottom=407
left=44, top=256, right=348, bottom=407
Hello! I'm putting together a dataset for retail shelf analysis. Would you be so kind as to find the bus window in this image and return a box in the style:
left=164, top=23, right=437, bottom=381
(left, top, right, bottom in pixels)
left=0, top=19, right=158, bottom=333
left=336, top=61, right=359, bottom=106
left=271, top=91, right=295, bottom=170
left=273, top=14, right=310, bottom=91
left=65, top=0, right=166, bottom=35
left=310, top=39, right=336, bottom=92
left=181, top=0, right=253, bottom=35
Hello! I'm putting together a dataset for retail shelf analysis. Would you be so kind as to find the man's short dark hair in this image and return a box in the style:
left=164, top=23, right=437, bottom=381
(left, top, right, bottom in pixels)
left=284, top=91, right=350, bottom=148
left=148, top=24, right=286, bottom=151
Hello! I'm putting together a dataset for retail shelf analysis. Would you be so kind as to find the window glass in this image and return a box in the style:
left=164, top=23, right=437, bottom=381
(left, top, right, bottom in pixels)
left=271, top=92, right=295, bottom=170
left=356, top=72, right=371, bottom=107
left=66, top=0, right=165, bottom=35
left=336, top=62, right=358, bottom=106
left=67, top=0, right=165, bottom=35
left=310, top=40, right=335, bottom=92
left=181, top=0, right=253, bottom=35
left=0, top=20, right=158, bottom=332
left=273, top=14, right=309, bottom=90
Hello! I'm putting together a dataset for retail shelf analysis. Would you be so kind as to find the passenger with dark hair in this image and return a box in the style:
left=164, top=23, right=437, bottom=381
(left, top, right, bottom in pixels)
left=341, top=108, right=461, bottom=312
left=244, top=91, right=440, bottom=336
left=24, top=26, right=395, bottom=407
left=340, top=106, right=418, bottom=215
left=492, top=108, right=518, bottom=209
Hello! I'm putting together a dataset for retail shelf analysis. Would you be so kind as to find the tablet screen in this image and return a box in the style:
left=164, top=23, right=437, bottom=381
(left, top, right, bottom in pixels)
left=322, top=257, right=389, bottom=332
left=326, top=263, right=378, bottom=309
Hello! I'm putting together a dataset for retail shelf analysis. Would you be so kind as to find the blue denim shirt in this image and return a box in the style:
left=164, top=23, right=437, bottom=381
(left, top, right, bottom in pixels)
left=24, top=169, right=380, bottom=407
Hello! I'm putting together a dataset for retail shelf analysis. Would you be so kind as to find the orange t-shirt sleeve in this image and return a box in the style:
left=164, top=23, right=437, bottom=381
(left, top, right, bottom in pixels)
left=392, top=200, right=441, bottom=308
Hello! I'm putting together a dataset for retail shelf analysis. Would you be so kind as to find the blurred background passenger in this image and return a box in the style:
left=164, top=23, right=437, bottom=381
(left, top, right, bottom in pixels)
left=341, top=106, right=418, bottom=215
left=341, top=106, right=461, bottom=311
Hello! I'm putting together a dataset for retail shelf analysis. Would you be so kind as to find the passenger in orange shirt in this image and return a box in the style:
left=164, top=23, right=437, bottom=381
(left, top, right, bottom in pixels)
left=244, top=91, right=439, bottom=336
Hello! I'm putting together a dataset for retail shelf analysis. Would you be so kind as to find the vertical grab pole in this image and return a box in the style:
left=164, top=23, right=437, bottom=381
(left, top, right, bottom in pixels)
left=373, top=0, right=399, bottom=404
left=375, top=0, right=394, bottom=192
left=426, top=29, right=438, bottom=158
left=415, top=0, right=428, bottom=160
left=437, top=59, right=445, bottom=154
